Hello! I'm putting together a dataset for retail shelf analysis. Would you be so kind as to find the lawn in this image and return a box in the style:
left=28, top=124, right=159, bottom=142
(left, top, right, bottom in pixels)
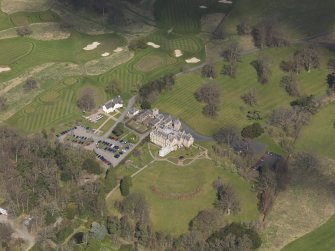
left=281, top=214, right=335, bottom=251
left=107, top=158, right=258, bottom=235
left=154, top=46, right=331, bottom=136
left=295, top=102, right=335, bottom=160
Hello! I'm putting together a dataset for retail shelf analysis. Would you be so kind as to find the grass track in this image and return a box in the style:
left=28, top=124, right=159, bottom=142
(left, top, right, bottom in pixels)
left=282, top=214, right=335, bottom=251
left=295, top=102, right=335, bottom=160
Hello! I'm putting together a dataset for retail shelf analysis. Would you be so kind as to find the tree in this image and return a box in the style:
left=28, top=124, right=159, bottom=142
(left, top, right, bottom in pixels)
left=135, top=221, right=150, bottom=246
left=291, top=151, right=321, bottom=170
left=327, top=59, right=335, bottom=71
left=241, top=90, right=257, bottom=106
left=327, top=73, right=335, bottom=93
left=140, top=100, right=151, bottom=109
left=237, top=21, right=251, bottom=35
left=280, top=75, right=300, bottom=97
left=0, top=223, right=14, bottom=245
left=194, top=83, right=220, bottom=105
left=195, top=83, right=221, bottom=118
left=105, top=80, right=121, bottom=96
left=214, top=126, right=240, bottom=148
left=16, top=26, right=32, bottom=36
left=221, top=43, right=240, bottom=78
left=241, top=123, right=264, bottom=139
left=77, top=88, right=95, bottom=112
left=23, top=78, right=38, bottom=92
left=120, top=176, right=132, bottom=197
left=290, top=95, right=320, bottom=114
left=105, top=169, right=117, bottom=192
left=203, top=103, right=219, bottom=118
left=206, top=223, right=261, bottom=251
left=116, top=193, right=149, bottom=223
left=251, top=58, right=271, bottom=84
left=190, top=209, right=221, bottom=237
left=128, top=39, right=147, bottom=51
left=89, top=222, right=107, bottom=240
left=280, top=59, right=301, bottom=74
left=82, top=158, right=101, bottom=174
left=294, top=46, right=320, bottom=72
left=107, top=215, right=120, bottom=235
left=120, top=215, right=134, bottom=240
left=201, top=64, right=215, bottom=79
left=215, top=184, right=240, bottom=214
left=112, top=123, right=124, bottom=136
left=0, top=96, right=7, bottom=111
left=252, top=20, right=288, bottom=49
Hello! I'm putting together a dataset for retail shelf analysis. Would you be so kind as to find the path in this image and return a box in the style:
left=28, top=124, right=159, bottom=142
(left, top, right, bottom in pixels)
left=103, top=95, right=137, bottom=138
left=0, top=215, right=35, bottom=251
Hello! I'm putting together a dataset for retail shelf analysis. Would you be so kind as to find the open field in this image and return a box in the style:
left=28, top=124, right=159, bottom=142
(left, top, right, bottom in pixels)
left=107, top=157, right=258, bottom=235
left=282, top=214, right=335, bottom=251
left=296, top=102, right=335, bottom=160
left=260, top=155, right=335, bottom=250
left=155, top=46, right=332, bottom=136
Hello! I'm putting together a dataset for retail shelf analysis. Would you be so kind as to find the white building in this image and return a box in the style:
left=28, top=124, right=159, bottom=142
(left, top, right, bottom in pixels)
left=127, top=107, right=140, bottom=118
left=102, top=96, right=123, bottom=114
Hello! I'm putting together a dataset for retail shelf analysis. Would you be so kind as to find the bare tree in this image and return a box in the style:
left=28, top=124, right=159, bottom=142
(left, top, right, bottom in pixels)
left=294, top=46, right=320, bottom=72
left=280, top=74, right=300, bottom=97
left=221, top=43, right=241, bottom=78
left=0, top=223, right=14, bottom=245
left=0, top=96, right=7, bottom=111
left=201, top=64, right=215, bottom=79
left=215, top=184, right=240, bottom=214
left=77, top=88, right=95, bottom=112
left=241, top=90, right=257, bottom=106
left=16, top=26, right=32, bottom=36
left=105, top=80, right=121, bottom=96
left=23, top=78, right=38, bottom=92
left=237, top=21, right=251, bottom=35
left=251, top=58, right=271, bottom=84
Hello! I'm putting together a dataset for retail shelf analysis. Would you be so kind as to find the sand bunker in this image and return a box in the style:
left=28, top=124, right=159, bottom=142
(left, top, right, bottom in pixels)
left=199, top=5, right=207, bottom=8
left=218, top=0, right=233, bottom=4
left=185, top=57, right=201, bottom=64
left=101, top=52, right=110, bottom=57
left=174, top=49, right=183, bottom=58
left=83, top=42, right=100, bottom=51
left=113, top=47, right=123, bottom=53
left=147, top=42, right=160, bottom=48
left=0, top=67, right=11, bottom=73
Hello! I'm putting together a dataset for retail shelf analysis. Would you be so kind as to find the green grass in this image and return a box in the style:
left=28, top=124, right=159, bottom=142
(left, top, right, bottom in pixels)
left=0, top=10, right=60, bottom=31
left=6, top=78, right=107, bottom=133
left=107, top=158, right=258, bottom=235
left=282, top=214, right=335, bottom=251
left=295, top=102, right=335, bottom=160
left=0, top=32, right=126, bottom=82
left=223, top=0, right=335, bottom=38
left=154, top=46, right=331, bottom=136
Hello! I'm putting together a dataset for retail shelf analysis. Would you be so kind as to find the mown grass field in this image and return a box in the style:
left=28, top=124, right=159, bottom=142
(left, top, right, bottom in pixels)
left=282, top=214, right=335, bottom=251
left=0, top=32, right=127, bottom=82
left=6, top=78, right=107, bottom=133
left=107, top=158, right=258, bottom=235
left=155, top=46, right=331, bottom=136
left=296, top=102, right=335, bottom=160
